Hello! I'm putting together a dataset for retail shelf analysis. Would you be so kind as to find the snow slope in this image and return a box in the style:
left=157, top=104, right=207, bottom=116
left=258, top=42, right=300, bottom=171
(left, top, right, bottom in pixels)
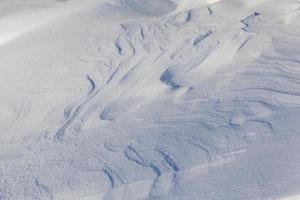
left=0, top=0, right=300, bottom=199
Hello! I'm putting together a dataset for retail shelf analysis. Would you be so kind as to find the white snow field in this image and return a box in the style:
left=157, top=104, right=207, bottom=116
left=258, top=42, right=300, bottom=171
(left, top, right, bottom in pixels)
left=0, top=0, right=300, bottom=199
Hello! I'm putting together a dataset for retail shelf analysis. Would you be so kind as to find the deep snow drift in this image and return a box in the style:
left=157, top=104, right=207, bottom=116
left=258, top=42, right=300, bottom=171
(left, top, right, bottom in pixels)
left=0, top=0, right=300, bottom=199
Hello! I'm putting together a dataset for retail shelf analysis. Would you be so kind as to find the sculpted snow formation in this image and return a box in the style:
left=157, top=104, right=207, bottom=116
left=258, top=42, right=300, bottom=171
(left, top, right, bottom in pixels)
left=0, top=0, right=300, bottom=199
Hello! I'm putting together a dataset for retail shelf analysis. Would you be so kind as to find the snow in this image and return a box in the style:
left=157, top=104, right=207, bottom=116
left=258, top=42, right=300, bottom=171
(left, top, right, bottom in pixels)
left=279, top=195, right=300, bottom=200
left=0, top=0, right=300, bottom=199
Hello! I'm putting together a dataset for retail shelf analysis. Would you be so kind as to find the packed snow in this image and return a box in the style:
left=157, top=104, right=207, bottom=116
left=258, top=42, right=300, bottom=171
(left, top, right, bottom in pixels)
left=0, top=0, right=300, bottom=199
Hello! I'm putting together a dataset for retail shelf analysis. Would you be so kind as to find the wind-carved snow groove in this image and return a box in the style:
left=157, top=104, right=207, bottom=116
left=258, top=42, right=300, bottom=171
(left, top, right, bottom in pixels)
left=123, top=144, right=185, bottom=199
left=100, top=103, right=121, bottom=121
left=185, top=41, right=220, bottom=73
left=123, top=146, right=161, bottom=194
left=168, top=29, right=216, bottom=73
left=106, top=63, right=122, bottom=85
left=103, top=169, right=115, bottom=188
left=241, top=12, right=261, bottom=32
left=34, top=178, right=53, bottom=200
left=54, top=88, right=102, bottom=142
left=207, top=6, right=213, bottom=15
left=156, top=150, right=180, bottom=172
left=102, top=165, right=124, bottom=189
left=63, top=105, right=72, bottom=120
left=105, top=24, right=147, bottom=85
left=193, top=30, right=212, bottom=46
left=0, top=101, right=31, bottom=135
left=86, top=74, right=96, bottom=95
left=114, top=37, right=123, bottom=55
left=186, top=10, right=192, bottom=22
left=160, top=68, right=181, bottom=90
left=148, top=149, right=182, bottom=199
left=238, top=35, right=252, bottom=51
left=124, top=145, right=148, bottom=167
left=250, top=119, right=274, bottom=133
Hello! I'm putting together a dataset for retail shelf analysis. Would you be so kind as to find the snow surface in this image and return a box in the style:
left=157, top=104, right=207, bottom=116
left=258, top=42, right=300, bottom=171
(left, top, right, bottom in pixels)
left=0, top=0, right=300, bottom=199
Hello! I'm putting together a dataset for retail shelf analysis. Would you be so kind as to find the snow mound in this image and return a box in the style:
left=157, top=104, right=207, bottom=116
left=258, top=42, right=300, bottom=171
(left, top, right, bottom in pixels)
left=0, top=0, right=300, bottom=199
